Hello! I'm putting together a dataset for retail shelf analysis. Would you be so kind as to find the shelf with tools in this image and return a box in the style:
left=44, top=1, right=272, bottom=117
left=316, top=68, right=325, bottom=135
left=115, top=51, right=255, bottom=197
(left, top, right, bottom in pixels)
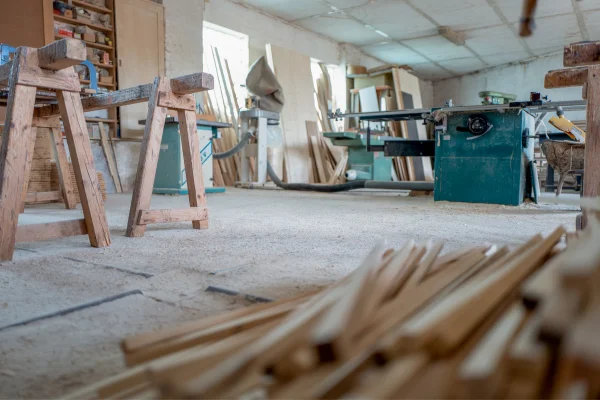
left=50, top=0, right=118, bottom=138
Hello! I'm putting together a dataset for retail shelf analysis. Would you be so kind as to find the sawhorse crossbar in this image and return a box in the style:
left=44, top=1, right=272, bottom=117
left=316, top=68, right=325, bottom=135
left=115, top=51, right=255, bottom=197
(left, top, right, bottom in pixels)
left=0, top=39, right=110, bottom=261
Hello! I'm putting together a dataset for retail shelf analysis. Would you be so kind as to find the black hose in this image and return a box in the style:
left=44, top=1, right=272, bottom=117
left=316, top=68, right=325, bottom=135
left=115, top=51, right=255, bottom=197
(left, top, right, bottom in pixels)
left=266, top=162, right=366, bottom=192
left=214, top=131, right=253, bottom=160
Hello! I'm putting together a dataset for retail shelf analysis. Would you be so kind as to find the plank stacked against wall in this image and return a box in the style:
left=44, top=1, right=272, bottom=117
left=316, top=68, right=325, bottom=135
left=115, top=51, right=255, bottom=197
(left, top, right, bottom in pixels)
left=266, top=44, right=315, bottom=184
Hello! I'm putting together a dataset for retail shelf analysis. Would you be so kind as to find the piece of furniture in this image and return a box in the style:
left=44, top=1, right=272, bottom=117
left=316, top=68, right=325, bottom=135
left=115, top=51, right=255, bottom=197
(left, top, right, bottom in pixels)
left=0, top=0, right=120, bottom=137
left=538, top=132, right=582, bottom=193
left=138, top=117, right=229, bottom=195
left=0, top=40, right=111, bottom=261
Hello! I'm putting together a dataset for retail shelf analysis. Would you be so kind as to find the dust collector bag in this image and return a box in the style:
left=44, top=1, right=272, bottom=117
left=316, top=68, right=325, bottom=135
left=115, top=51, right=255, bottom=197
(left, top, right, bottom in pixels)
left=246, top=56, right=284, bottom=113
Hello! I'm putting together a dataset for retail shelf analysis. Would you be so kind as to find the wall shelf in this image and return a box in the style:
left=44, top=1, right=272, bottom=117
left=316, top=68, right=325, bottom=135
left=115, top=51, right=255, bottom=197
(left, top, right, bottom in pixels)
left=55, top=35, right=113, bottom=51
left=54, top=15, right=113, bottom=33
left=71, top=0, right=113, bottom=14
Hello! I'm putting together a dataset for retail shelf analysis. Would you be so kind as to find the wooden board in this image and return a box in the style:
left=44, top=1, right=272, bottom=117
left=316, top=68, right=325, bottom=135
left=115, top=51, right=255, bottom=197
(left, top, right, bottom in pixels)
left=394, top=67, right=433, bottom=181
left=115, top=0, right=165, bottom=138
left=266, top=44, right=314, bottom=184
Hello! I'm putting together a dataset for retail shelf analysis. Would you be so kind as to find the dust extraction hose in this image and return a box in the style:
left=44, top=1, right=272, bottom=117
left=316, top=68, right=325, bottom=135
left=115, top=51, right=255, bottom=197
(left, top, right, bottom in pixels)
left=212, top=131, right=434, bottom=192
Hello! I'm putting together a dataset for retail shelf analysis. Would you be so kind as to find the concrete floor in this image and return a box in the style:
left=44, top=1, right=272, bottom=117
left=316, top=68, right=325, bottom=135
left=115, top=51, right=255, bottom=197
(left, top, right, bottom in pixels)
left=0, top=188, right=580, bottom=398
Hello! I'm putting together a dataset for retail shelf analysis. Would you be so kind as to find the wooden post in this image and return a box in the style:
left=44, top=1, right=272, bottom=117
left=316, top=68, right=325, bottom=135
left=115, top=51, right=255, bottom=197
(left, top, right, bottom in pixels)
left=57, top=91, right=111, bottom=247
left=582, top=65, right=600, bottom=228
left=0, top=84, right=37, bottom=260
left=178, top=110, right=209, bottom=229
left=50, top=127, right=77, bottom=209
left=126, top=78, right=168, bottom=237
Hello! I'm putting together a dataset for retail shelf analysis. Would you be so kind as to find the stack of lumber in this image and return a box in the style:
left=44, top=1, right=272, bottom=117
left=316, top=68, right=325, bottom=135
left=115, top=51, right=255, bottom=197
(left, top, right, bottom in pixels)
left=66, top=220, right=600, bottom=399
left=202, top=46, right=242, bottom=187
left=50, top=162, right=107, bottom=203
left=26, top=129, right=54, bottom=195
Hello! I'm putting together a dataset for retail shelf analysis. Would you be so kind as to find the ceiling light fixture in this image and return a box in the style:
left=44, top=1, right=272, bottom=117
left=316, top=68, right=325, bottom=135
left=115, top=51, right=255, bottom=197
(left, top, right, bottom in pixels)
left=375, top=30, right=390, bottom=38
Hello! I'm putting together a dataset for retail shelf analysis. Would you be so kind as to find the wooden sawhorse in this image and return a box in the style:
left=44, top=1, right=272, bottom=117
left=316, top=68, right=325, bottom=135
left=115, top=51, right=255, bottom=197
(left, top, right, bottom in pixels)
left=545, top=41, right=600, bottom=229
left=33, top=68, right=214, bottom=238
left=0, top=39, right=110, bottom=261
left=126, top=75, right=214, bottom=237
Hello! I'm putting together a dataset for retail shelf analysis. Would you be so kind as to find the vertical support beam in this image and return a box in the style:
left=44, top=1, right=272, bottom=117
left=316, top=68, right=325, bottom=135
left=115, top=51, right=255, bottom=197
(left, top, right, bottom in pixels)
left=20, top=127, right=38, bottom=213
left=178, top=110, right=209, bottom=229
left=583, top=65, right=600, bottom=228
left=126, top=78, right=168, bottom=237
left=0, top=84, right=37, bottom=260
left=257, top=116, right=268, bottom=184
left=50, top=127, right=77, bottom=209
left=57, top=90, right=111, bottom=247
left=98, top=121, right=123, bottom=193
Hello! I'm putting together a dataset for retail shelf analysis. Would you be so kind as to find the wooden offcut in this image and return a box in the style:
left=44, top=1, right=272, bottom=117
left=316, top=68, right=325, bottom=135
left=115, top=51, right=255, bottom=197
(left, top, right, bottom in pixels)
left=564, top=41, right=600, bottom=67
left=37, top=38, right=86, bottom=70
left=544, top=67, right=588, bottom=88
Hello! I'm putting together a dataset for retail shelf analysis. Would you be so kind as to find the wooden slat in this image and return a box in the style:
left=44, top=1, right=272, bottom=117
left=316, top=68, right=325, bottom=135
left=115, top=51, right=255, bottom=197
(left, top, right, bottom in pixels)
left=137, top=207, right=208, bottom=225
left=38, top=83, right=154, bottom=117
left=126, top=78, right=168, bottom=237
left=0, top=83, right=37, bottom=260
left=178, top=110, right=209, bottom=230
left=16, top=47, right=80, bottom=92
left=58, top=90, right=111, bottom=248
left=25, top=190, right=62, bottom=203
left=544, top=67, right=588, bottom=88
left=564, top=41, right=600, bottom=67
left=98, top=122, right=123, bottom=193
left=37, top=39, right=86, bottom=70
left=170, top=72, right=214, bottom=95
left=50, top=127, right=77, bottom=209
left=16, top=219, right=87, bottom=243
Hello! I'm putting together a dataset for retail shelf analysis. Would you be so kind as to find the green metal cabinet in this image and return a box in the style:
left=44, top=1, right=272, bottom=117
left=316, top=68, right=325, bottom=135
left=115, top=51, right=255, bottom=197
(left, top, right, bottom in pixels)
left=151, top=118, right=229, bottom=195
left=434, top=110, right=534, bottom=205
left=324, top=131, right=392, bottom=181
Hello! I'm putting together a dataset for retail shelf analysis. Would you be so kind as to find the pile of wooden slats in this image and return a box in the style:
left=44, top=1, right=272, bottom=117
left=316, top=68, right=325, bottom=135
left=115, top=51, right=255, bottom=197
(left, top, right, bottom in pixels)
left=65, top=219, right=600, bottom=399
left=50, top=162, right=107, bottom=203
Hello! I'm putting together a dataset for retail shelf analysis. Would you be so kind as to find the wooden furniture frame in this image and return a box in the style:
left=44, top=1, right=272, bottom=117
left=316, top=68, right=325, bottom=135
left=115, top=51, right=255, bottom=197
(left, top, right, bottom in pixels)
left=0, top=39, right=110, bottom=261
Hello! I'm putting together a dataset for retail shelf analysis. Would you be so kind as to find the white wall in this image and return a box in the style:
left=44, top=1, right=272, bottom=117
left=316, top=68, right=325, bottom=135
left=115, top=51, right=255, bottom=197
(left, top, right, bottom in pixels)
left=162, top=0, right=204, bottom=77
left=432, top=54, right=585, bottom=121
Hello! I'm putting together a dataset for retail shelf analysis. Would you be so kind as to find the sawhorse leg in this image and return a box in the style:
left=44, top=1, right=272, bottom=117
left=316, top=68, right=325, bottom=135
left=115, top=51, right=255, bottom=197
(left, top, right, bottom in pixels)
left=0, top=84, right=37, bottom=260
left=57, top=91, right=111, bottom=247
left=50, top=126, right=77, bottom=209
left=179, top=109, right=209, bottom=229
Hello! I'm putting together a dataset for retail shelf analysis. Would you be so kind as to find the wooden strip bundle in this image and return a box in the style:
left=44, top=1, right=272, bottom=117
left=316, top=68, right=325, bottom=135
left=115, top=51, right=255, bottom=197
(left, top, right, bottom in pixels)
left=67, top=221, right=600, bottom=399
left=49, top=162, right=107, bottom=203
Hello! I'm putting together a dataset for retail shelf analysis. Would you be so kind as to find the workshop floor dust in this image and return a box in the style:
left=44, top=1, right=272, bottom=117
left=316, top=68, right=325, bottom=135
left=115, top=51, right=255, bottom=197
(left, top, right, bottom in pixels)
left=0, top=189, right=579, bottom=398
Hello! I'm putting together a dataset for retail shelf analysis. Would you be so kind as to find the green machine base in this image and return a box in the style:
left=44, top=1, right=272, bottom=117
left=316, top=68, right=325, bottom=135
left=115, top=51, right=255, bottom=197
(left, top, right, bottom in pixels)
left=434, top=109, right=535, bottom=206
left=323, top=131, right=392, bottom=181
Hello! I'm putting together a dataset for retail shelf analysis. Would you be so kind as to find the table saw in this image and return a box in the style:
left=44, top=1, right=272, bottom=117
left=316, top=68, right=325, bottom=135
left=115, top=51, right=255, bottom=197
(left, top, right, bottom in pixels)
left=330, top=99, right=586, bottom=206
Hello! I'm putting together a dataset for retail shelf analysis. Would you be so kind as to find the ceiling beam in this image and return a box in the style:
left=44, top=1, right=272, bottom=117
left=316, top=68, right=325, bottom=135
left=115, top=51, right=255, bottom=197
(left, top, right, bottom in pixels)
left=571, top=0, right=590, bottom=41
